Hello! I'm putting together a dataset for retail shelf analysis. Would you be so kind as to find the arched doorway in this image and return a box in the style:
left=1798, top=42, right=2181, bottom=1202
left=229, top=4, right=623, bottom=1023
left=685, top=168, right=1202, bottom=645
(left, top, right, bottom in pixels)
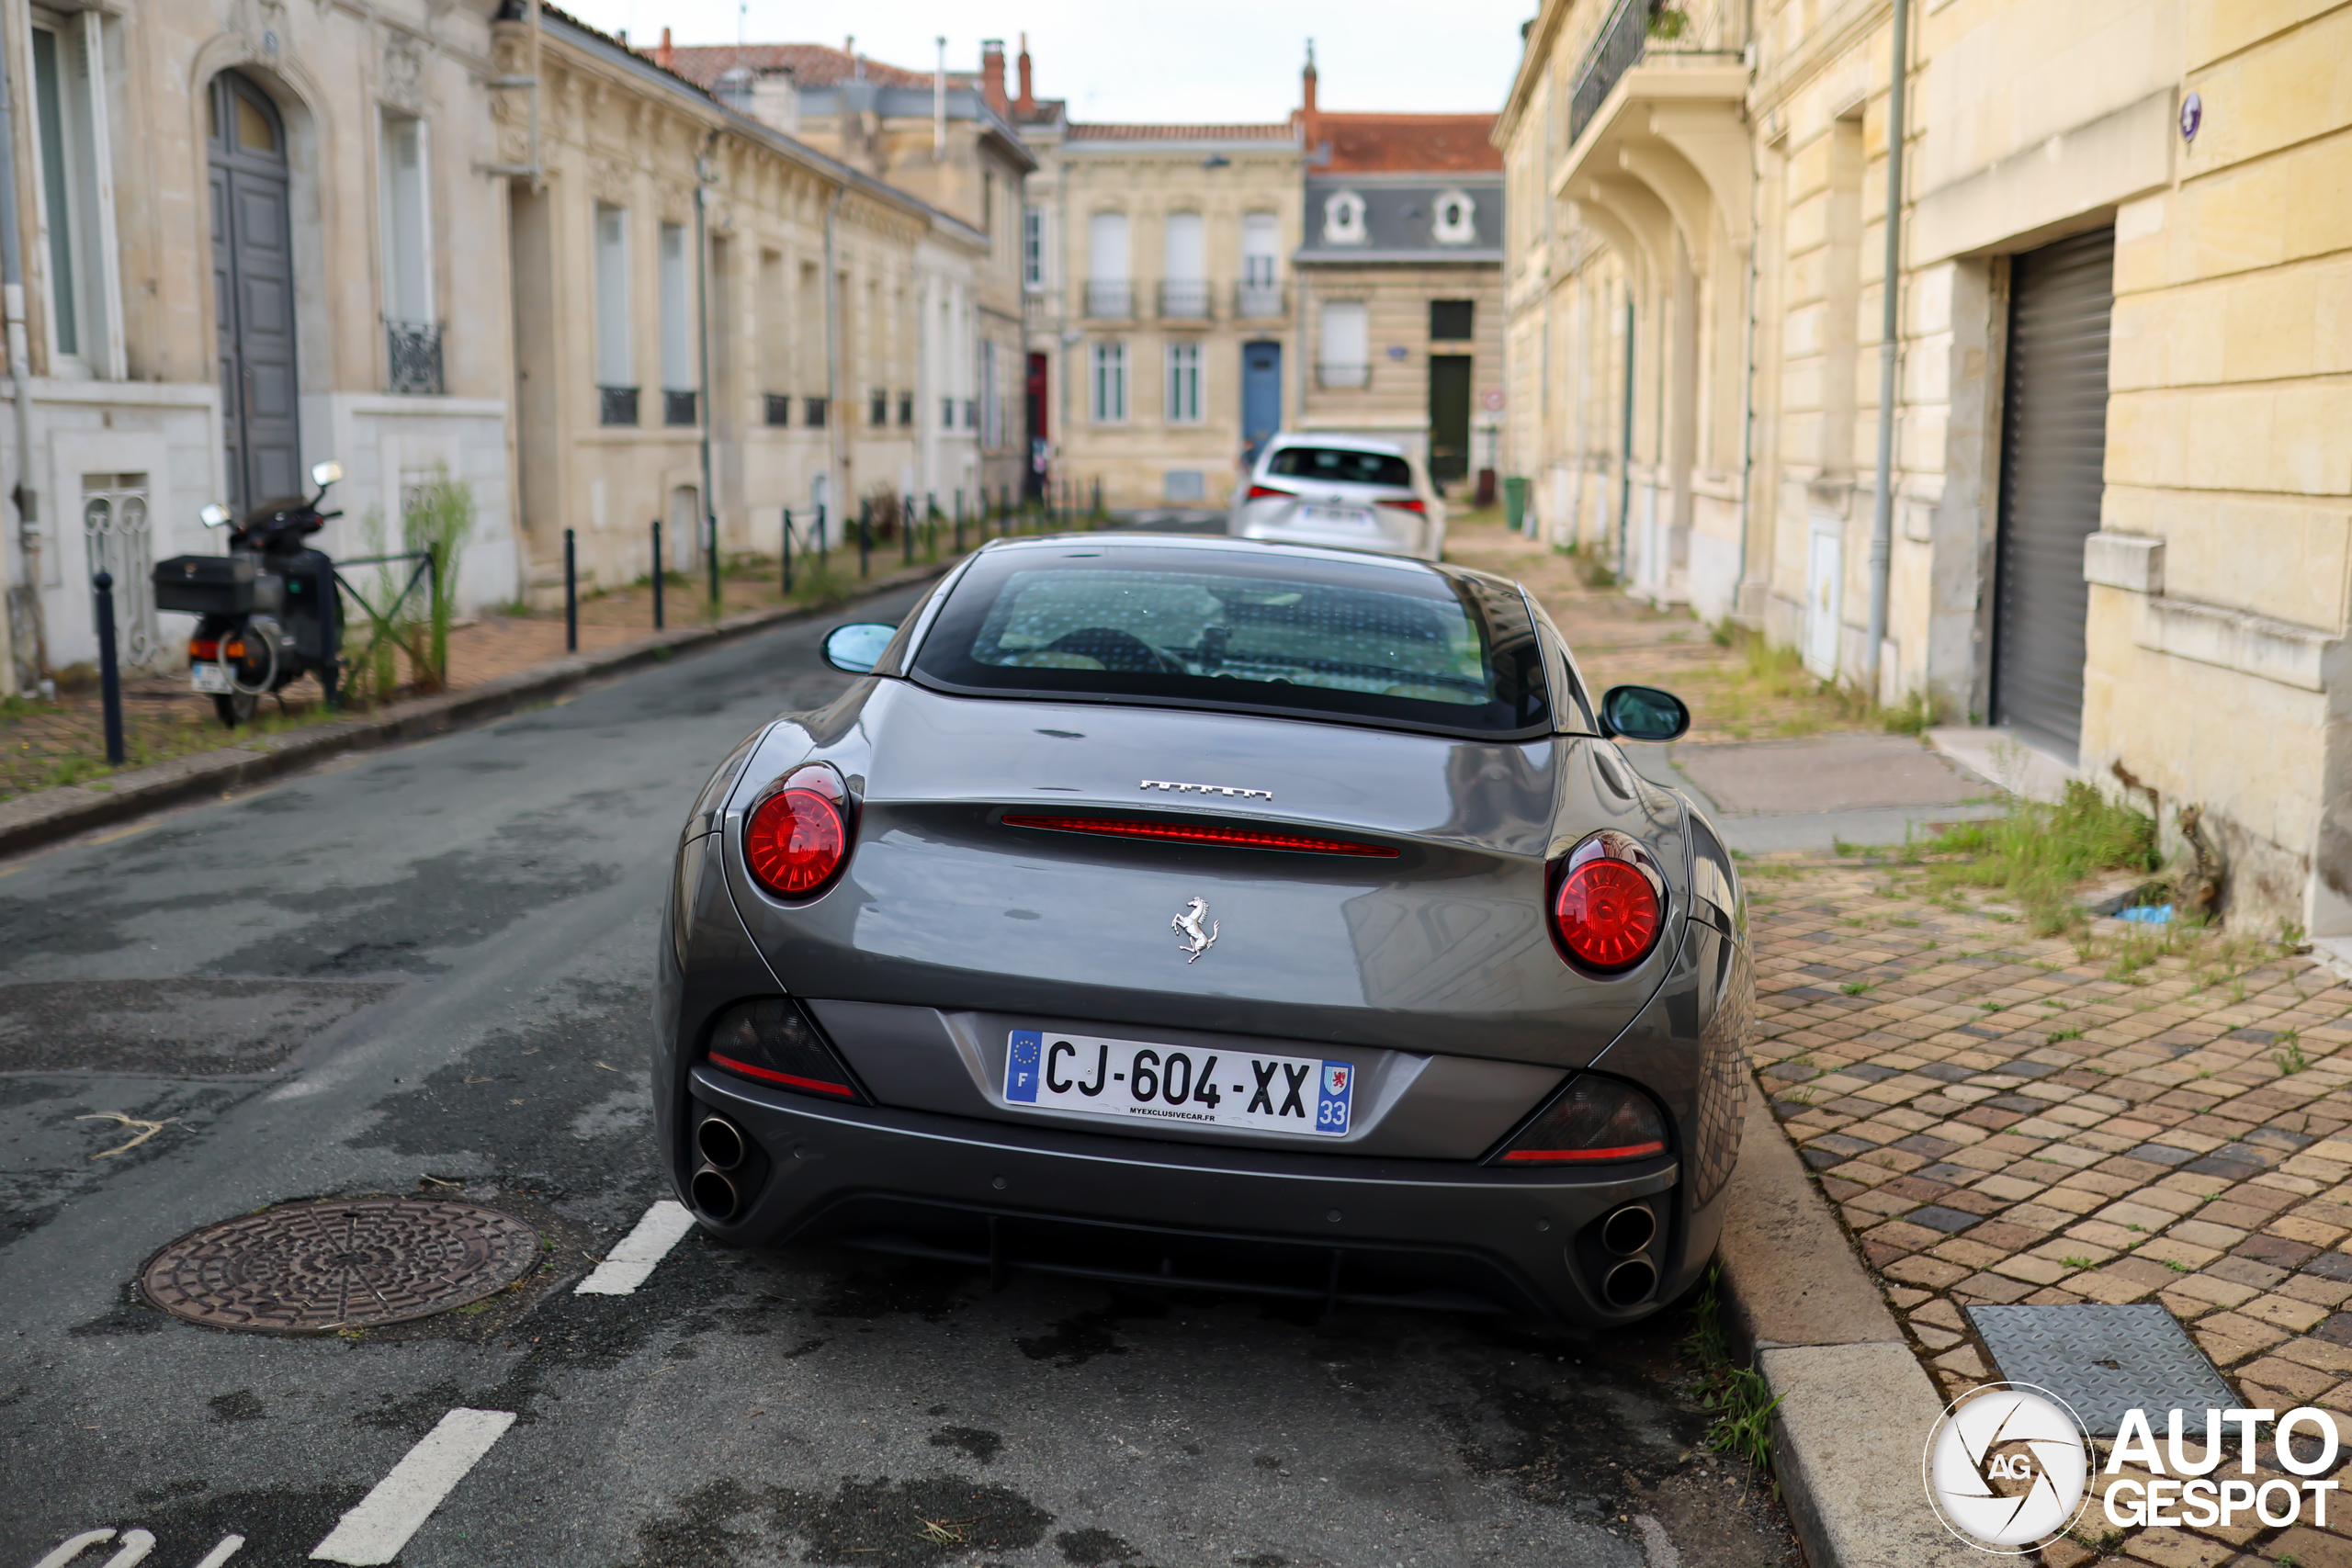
left=208, top=70, right=299, bottom=512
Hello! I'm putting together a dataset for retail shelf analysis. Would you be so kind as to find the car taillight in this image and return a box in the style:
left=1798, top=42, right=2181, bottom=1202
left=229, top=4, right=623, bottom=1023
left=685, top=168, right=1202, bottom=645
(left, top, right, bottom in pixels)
left=705, top=997, right=865, bottom=1101
left=1245, top=483, right=1295, bottom=502
left=189, top=638, right=220, bottom=661
left=1382, top=496, right=1428, bottom=514
left=742, top=762, right=852, bottom=898
left=1550, top=829, right=1666, bottom=970
left=1491, top=1075, right=1667, bottom=1164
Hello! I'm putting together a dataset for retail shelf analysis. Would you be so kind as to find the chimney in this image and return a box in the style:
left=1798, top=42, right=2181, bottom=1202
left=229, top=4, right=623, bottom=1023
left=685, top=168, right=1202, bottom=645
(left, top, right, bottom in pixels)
left=1300, top=38, right=1317, bottom=141
left=656, top=25, right=673, bottom=68
left=1015, top=33, right=1035, bottom=117
left=979, top=39, right=1009, bottom=118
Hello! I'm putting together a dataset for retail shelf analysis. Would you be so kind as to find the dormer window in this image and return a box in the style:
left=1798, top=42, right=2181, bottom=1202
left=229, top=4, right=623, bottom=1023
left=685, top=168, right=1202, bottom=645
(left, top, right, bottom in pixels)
left=1323, top=190, right=1366, bottom=244
left=1433, top=190, right=1476, bottom=244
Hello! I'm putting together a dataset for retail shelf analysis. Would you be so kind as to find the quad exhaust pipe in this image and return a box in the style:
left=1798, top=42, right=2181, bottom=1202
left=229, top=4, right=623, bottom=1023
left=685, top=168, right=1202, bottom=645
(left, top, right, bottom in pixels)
left=690, top=1165, right=741, bottom=1221
left=1581, top=1202, right=1657, bottom=1308
left=690, top=1114, right=754, bottom=1222
left=1602, top=1257, right=1657, bottom=1307
left=1600, top=1202, right=1656, bottom=1257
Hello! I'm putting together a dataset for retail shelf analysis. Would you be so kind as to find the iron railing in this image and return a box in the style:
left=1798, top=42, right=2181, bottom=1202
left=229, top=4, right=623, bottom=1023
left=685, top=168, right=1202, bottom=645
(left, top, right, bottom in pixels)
left=599, top=385, right=639, bottom=426
left=663, top=389, right=697, bottom=427
left=387, top=321, right=444, bottom=395
left=1569, top=0, right=1653, bottom=146
left=1158, top=280, right=1212, bottom=320
left=764, top=393, right=792, bottom=426
left=1317, top=362, right=1371, bottom=389
left=1235, top=282, right=1287, bottom=319
left=1083, top=279, right=1135, bottom=319
left=804, top=397, right=828, bottom=428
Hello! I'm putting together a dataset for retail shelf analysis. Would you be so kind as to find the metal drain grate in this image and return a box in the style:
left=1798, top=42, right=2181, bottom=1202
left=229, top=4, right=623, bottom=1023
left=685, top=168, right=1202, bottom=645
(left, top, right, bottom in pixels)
left=1967, top=1303, right=2235, bottom=1437
left=140, top=1197, right=538, bottom=1333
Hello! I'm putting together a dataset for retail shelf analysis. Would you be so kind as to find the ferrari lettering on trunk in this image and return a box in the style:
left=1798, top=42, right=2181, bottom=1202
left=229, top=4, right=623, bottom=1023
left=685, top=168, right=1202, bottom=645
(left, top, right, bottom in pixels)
left=1003, top=1030, right=1353, bottom=1135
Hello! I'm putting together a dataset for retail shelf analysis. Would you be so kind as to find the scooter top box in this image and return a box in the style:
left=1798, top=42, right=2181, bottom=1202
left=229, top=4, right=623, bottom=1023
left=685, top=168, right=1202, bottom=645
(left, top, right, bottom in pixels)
left=153, top=553, right=280, bottom=615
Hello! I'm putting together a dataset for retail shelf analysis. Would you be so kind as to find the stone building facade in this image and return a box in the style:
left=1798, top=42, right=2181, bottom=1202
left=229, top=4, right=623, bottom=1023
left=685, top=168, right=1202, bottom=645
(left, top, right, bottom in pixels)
left=1497, top=0, right=2352, bottom=943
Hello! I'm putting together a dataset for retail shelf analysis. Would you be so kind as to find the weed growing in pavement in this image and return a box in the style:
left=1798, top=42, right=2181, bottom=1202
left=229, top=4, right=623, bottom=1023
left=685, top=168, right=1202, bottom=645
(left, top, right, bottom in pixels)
left=1682, top=1266, right=1785, bottom=1483
left=2046, top=1029, right=2083, bottom=1043
left=1916, top=781, right=2159, bottom=936
left=2273, top=1032, right=2310, bottom=1076
left=2062, top=1257, right=2096, bottom=1269
left=1840, top=981, right=1874, bottom=997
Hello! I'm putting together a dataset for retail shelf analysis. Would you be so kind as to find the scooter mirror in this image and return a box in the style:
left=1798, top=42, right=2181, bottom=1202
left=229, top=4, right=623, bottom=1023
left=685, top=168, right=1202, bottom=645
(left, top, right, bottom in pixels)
left=199, top=503, right=232, bottom=528
left=311, top=459, right=344, bottom=487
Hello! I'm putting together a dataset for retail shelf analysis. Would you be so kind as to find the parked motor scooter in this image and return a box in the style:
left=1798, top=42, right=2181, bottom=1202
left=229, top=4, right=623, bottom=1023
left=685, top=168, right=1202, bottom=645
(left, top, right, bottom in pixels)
left=152, top=460, right=345, bottom=726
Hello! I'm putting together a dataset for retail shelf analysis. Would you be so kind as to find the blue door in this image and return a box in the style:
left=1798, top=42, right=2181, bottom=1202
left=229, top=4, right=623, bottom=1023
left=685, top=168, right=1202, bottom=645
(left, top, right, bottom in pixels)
left=1241, top=342, right=1282, bottom=466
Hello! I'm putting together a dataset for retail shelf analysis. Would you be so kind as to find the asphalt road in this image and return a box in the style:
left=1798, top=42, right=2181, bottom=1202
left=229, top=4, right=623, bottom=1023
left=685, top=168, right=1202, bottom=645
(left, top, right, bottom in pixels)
left=0, top=586, right=1794, bottom=1568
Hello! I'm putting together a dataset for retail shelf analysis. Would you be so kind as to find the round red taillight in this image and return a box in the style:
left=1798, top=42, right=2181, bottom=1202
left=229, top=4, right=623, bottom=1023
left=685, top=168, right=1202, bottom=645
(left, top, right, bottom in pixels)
left=744, top=786, right=846, bottom=897
left=1554, top=857, right=1661, bottom=969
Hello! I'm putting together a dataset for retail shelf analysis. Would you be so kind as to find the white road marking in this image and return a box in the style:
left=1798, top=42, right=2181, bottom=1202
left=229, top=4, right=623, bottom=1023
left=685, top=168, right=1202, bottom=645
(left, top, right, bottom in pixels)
left=189, top=1539, right=245, bottom=1568
left=573, top=1199, right=697, bottom=1295
left=308, top=1407, right=515, bottom=1566
left=30, top=1531, right=114, bottom=1568
left=96, top=1534, right=153, bottom=1568
left=1634, top=1514, right=1680, bottom=1568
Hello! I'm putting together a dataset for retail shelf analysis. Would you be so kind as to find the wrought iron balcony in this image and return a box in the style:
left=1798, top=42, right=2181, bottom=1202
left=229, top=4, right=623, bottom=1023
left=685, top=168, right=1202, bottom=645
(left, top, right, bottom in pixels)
left=1158, top=280, right=1212, bottom=321
left=663, top=389, right=698, bottom=427
left=1569, top=0, right=1654, bottom=146
left=1317, top=362, right=1371, bottom=390
left=1235, top=282, right=1287, bottom=319
left=599, top=385, right=639, bottom=426
left=1083, top=279, right=1135, bottom=320
left=387, top=320, right=443, bottom=395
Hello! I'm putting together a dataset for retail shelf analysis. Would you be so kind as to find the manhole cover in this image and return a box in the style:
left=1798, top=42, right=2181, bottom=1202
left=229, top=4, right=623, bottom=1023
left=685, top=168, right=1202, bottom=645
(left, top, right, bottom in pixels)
left=140, top=1197, right=539, bottom=1333
left=1967, top=1303, right=2235, bottom=1437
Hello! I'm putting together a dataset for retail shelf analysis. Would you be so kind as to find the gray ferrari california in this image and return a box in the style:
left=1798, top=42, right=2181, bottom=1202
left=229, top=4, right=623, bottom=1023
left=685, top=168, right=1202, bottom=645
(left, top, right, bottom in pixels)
left=655, top=533, right=1751, bottom=1325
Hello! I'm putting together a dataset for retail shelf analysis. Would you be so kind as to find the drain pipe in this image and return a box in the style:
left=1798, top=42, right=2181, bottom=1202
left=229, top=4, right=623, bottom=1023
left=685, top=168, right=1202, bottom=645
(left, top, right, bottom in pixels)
left=0, top=37, right=41, bottom=691
left=823, top=179, right=845, bottom=523
left=695, top=135, right=718, bottom=607
left=1863, top=0, right=1909, bottom=696
left=1616, top=288, right=1633, bottom=579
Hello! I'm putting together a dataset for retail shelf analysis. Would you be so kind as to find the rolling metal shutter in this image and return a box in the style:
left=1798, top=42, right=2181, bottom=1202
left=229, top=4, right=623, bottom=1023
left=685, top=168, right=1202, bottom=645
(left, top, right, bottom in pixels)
left=1991, top=227, right=2115, bottom=763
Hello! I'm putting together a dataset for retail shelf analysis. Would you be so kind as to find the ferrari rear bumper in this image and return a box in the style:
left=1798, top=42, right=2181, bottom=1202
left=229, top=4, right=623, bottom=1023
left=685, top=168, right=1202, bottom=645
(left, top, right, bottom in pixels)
left=680, top=1063, right=1724, bottom=1326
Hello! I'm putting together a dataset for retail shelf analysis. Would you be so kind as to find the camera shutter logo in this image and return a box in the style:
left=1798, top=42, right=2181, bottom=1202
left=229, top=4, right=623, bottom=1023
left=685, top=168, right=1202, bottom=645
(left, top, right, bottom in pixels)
left=1922, top=1382, right=2092, bottom=1552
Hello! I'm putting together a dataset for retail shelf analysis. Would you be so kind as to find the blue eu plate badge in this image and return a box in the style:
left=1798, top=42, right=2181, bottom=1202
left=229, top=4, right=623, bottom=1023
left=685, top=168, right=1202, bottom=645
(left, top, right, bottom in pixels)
left=1006, top=1029, right=1043, bottom=1103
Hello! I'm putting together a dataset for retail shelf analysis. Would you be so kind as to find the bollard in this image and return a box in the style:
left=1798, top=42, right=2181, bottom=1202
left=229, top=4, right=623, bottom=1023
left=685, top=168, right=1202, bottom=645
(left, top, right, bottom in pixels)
left=781, top=509, right=794, bottom=595
left=92, top=570, right=125, bottom=765
left=564, top=528, right=578, bottom=652
left=903, top=495, right=915, bottom=564
left=651, top=519, right=665, bottom=629
left=857, top=500, right=871, bottom=577
left=954, top=491, right=965, bottom=555
left=707, top=512, right=720, bottom=611
left=816, top=502, right=829, bottom=568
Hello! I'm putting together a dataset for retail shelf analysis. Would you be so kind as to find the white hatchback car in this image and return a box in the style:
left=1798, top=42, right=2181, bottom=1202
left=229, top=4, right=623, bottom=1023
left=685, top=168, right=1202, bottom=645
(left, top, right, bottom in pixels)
left=1229, top=434, right=1447, bottom=560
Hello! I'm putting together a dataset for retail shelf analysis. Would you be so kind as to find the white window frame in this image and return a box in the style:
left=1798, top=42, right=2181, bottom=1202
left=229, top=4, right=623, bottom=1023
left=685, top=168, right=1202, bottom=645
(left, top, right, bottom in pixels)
left=1240, top=211, right=1280, bottom=288
left=593, top=202, right=631, bottom=387
left=658, top=220, right=693, bottom=393
left=1318, top=299, right=1369, bottom=389
left=1022, top=205, right=1046, bottom=290
left=1322, top=190, right=1366, bottom=245
left=1433, top=188, right=1477, bottom=245
left=1165, top=340, right=1201, bottom=424
left=1089, top=341, right=1127, bottom=423
left=27, top=8, right=121, bottom=378
left=379, top=110, right=434, bottom=328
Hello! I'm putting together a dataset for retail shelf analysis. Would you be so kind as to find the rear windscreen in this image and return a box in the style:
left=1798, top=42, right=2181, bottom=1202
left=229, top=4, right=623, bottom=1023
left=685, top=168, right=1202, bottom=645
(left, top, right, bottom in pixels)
left=1266, top=447, right=1414, bottom=488
left=910, top=546, right=1549, bottom=737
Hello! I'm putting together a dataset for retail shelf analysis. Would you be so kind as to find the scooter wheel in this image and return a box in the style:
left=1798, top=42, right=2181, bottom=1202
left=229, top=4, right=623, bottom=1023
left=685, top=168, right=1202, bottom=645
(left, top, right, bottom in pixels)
left=213, top=690, right=259, bottom=728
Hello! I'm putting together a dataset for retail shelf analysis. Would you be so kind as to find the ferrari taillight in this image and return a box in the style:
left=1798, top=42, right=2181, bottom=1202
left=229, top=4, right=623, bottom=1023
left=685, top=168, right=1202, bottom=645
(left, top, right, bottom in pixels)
left=705, top=997, right=865, bottom=1101
left=742, top=762, right=852, bottom=898
left=1550, top=830, right=1666, bottom=971
left=1491, top=1075, right=1667, bottom=1164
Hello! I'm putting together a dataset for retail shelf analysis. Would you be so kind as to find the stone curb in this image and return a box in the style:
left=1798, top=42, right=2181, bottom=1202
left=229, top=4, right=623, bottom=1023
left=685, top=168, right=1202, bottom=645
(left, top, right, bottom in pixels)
left=0, top=560, right=955, bottom=863
left=1715, top=1080, right=1983, bottom=1567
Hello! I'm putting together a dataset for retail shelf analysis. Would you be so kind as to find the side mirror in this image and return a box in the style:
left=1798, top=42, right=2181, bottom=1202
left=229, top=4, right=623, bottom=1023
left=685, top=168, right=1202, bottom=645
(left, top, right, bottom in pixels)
left=822, top=622, right=898, bottom=674
left=1600, top=684, right=1690, bottom=743
left=311, top=459, right=344, bottom=488
left=199, top=503, right=232, bottom=528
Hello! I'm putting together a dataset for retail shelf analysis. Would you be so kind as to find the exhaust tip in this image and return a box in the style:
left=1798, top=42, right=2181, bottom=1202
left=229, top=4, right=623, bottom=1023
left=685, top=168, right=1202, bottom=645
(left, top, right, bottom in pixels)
left=696, top=1115, right=747, bottom=1171
left=690, top=1166, right=740, bottom=1222
left=1602, top=1257, right=1657, bottom=1308
left=1600, top=1202, right=1657, bottom=1257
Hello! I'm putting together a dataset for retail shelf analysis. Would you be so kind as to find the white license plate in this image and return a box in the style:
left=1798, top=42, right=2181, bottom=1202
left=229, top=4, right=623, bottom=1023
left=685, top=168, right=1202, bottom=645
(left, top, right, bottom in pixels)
left=1302, top=505, right=1374, bottom=528
left=1004, top=1030, right=1354, bottom=1136
left=190, top=663, right=232, bottom=694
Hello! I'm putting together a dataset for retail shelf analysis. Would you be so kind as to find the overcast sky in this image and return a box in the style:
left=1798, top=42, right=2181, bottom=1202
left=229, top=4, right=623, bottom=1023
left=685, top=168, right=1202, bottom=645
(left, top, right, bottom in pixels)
left=557, top=0, right=1541, bottom=122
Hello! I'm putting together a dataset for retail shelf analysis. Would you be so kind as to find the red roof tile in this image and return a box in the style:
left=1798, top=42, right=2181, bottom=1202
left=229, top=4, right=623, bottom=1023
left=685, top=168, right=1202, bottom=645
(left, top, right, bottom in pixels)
left=1067, top=122, right=1295, bottom=142
left=666, top=42, right=956, bottom=91
left=1315, top=112, right=1502, bottom=174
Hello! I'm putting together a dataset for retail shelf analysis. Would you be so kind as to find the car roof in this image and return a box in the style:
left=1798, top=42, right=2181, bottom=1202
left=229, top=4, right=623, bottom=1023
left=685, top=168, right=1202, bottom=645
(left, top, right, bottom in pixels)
left=1261, top=432, right=1410, bottom=457
left=971, top=530, right=1505, bottom=588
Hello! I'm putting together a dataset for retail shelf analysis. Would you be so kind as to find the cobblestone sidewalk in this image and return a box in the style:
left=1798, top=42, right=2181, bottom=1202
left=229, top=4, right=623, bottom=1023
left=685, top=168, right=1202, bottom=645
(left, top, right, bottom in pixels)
left=1748, top=857, right=2352, bottom=1566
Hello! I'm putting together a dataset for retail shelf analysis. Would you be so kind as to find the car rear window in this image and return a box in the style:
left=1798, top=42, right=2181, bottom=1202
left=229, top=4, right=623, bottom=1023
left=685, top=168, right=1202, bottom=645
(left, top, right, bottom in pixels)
left=1265, top=446, right=1414, bottom=489
left=910, top=545, right=1549, bottom=737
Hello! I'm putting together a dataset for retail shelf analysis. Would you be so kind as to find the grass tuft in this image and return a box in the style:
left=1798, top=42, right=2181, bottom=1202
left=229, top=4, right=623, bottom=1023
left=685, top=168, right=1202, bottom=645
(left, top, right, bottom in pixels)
left=1915, top=781, right=2159, bottom=936
left=1683, top=1265, right=1787, bottom=1481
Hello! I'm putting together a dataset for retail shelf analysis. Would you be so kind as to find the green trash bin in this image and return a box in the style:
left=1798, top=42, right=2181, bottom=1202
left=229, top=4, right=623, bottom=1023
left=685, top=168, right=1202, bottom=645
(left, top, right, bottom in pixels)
left=1503, top=476, right=1531, bottom=535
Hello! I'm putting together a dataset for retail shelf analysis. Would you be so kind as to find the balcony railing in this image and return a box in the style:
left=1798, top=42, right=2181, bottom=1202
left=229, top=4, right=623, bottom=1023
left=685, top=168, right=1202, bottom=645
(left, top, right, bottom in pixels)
left=764, top=393, right=792, bottom=427
left=1083, top=279, right=1135, bottom=320
left=663, top=389, right=698, bottom=427
left=598, top=385, right=639, bottom=426
left=1158, top=280, right=1212, bottom=321
left=387, top=321, right=443, bottom=395
left=1317, top=362, right=1371, bottom=390
left=1568, top=0, right=1653, bottom=146
left=804, top=396, right=828, bottom=428
left=1235, top=282, right=1287, bottom=319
